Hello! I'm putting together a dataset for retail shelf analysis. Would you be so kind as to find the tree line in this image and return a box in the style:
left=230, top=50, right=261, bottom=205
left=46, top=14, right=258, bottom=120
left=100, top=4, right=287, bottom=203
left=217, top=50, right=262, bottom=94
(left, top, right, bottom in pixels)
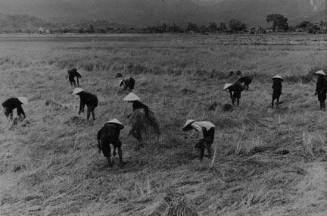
left=141, top=14, right=327, bottom=34
left=32, top=14, right=327, bottom=34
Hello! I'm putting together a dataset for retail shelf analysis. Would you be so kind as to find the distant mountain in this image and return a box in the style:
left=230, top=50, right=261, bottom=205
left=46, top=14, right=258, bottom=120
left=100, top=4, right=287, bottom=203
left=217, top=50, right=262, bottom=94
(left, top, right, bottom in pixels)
left=0, top=0, right=326, bottom=27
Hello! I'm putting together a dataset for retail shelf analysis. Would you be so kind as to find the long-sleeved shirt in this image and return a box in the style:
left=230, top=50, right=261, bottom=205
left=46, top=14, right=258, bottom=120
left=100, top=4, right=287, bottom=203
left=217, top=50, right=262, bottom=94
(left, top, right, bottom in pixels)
left=68, top=68, right=81, bottom=80
left=316, top=76, right=327, bottom=94
left=78, top=91, right=98, bottom=111
left=272, top=80, right=282, bottom=93
left=229, top=82, right=244, bottom=98
left=229, top=82, right=244, bottom=92
left=97, top=123, right=124, bottom=142
left=2, top=98, right=25, bottom=117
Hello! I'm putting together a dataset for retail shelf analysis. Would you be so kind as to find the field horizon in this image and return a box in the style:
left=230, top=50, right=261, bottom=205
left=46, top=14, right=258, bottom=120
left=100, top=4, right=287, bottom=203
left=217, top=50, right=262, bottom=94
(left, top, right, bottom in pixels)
left=0, top=33, right=327, bottom=216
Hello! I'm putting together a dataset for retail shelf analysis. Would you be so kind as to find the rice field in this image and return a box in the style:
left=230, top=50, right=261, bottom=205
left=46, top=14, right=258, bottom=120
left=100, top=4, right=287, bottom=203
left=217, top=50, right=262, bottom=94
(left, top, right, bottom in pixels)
left=0, top=33, right=327, bottom=215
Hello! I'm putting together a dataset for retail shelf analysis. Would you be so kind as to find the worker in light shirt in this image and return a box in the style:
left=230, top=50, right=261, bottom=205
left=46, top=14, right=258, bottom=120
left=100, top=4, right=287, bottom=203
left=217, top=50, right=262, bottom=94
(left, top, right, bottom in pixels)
left=182, top=120, right=215, bottom=161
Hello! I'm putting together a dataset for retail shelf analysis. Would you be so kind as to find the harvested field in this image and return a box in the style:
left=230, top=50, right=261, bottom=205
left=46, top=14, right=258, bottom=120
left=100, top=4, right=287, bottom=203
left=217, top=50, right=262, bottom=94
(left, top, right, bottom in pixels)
left=0, top=33, right=327, bottom=215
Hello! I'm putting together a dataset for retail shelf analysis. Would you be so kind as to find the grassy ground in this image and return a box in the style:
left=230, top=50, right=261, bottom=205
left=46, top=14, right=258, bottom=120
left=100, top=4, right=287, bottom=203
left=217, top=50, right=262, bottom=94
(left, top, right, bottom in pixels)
left=0, top=33, right=327, bottom=215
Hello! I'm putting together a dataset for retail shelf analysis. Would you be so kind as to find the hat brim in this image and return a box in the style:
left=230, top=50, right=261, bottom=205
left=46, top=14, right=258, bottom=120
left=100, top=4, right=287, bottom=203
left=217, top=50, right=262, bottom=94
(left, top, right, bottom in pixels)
left=123, top=95, right=141, bottom=102
left=17, top=97, right=28, bottom=104
left=106, top=119, right=124, bottom=126
left=223, top=84, right=233, bottom=90
left=107, top=122, right=124, bottom=128
left=182, top=120, right=196, bottom=131
left=72, top=88, right=84, bottom=95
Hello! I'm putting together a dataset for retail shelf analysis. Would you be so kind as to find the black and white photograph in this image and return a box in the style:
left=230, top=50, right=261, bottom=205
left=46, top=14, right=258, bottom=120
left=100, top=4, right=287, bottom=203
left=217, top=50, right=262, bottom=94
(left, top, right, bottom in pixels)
left=0, top=0, right=327, bottom=215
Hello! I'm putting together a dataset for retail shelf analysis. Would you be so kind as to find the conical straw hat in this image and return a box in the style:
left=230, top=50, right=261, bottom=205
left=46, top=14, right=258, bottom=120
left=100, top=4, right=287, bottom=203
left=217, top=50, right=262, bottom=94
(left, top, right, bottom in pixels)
left=183, top=119, right=196, bottom=129
left=223, top=83, right=233, bottom=90
left=17, top=97, right=28, bottom=104
left=106, top=118, right=124, bottom=126
left=272, top=75, right=283, bottom=80
left=123, top=92, right=140, bottom=102
left=72, top=88, right=84, bottom=95
left=315, top=70, right=326, bottom=76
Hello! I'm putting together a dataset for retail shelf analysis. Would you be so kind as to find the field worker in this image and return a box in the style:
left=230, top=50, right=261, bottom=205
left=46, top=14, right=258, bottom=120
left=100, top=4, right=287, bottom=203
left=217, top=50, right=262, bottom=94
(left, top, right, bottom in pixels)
left=315, top=70, right=327, bottom=111
left=123, top=92, right=160, bottom=149
left=97, top=119, right=125, bottom=167
left=2, top=97, right=28, bottom=121
left=224, top=81, right=245, bottom=106
left=72, top=88, right=98, bottom=120
left=182, top=120, right=215, bottom=161
left=67, top=68, right=82, bottom=87
left=272, top=75, right=283, bottom=108
left=120, top=77, right=135, bottom=91
left=238, top=76, right=252, bottom=90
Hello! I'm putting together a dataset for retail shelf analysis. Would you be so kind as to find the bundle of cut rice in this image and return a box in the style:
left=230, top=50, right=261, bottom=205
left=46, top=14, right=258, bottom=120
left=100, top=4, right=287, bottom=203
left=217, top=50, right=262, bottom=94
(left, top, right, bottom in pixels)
left=128, top=109, right=160, bottom=145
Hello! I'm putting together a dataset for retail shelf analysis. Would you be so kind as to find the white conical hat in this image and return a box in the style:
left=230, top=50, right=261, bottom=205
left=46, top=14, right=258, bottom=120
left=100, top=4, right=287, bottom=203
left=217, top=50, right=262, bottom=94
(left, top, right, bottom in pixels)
left=315, top=70, right=326, bottom=76
left=123, top=92, right=140, bottom=102
left=72, top=88, right=84, bottom=95
left=272, top=75, right=283, bottom=80
left=183, top=119, right=196, bottom=129
left=17, top=97, right=28, bottom=104
left=106, top=118, right=124, bottom=126
left=223, top=83, right=233, bottom=90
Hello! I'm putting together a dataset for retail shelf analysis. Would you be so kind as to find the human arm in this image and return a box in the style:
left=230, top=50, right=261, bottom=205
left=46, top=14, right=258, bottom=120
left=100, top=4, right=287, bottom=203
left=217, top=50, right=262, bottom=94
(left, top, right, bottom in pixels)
left=79, top=97, right=85, bottom=114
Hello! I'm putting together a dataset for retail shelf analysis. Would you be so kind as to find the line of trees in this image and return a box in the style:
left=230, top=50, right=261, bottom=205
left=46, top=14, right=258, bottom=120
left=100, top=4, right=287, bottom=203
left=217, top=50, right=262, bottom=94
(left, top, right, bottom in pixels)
left=142, top=14, right=327, bottom=34
left=142, top=19, right=246, bottom=33
left=32, top=14, right=327, bottom=34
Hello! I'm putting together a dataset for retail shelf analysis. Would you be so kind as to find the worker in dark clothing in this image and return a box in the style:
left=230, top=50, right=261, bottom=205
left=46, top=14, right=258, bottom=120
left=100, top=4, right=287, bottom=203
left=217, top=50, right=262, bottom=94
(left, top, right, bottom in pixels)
left=72, top=88, right=98, bottom=120
left=272, top=75, right=283, bottom=108
left=2, top=97, right=28, bottom=121
left=120, top=77, right=135, bottom=91
left=315, top=70, right=327, bottom=111
left=67, top=68, right=82, bottom=87
left=224, top=82, right=245, bottom=106
left=183, top=120, right=215, bottom=161
left=238, top=76, right=252, bottom=90
left=97, top=119, right=125, bottom=167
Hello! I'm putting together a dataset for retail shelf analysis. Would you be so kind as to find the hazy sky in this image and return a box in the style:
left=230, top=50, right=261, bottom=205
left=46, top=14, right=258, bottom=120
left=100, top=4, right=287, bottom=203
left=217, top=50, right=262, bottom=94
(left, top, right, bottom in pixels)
left=0, top=0, right=325, bottom=25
